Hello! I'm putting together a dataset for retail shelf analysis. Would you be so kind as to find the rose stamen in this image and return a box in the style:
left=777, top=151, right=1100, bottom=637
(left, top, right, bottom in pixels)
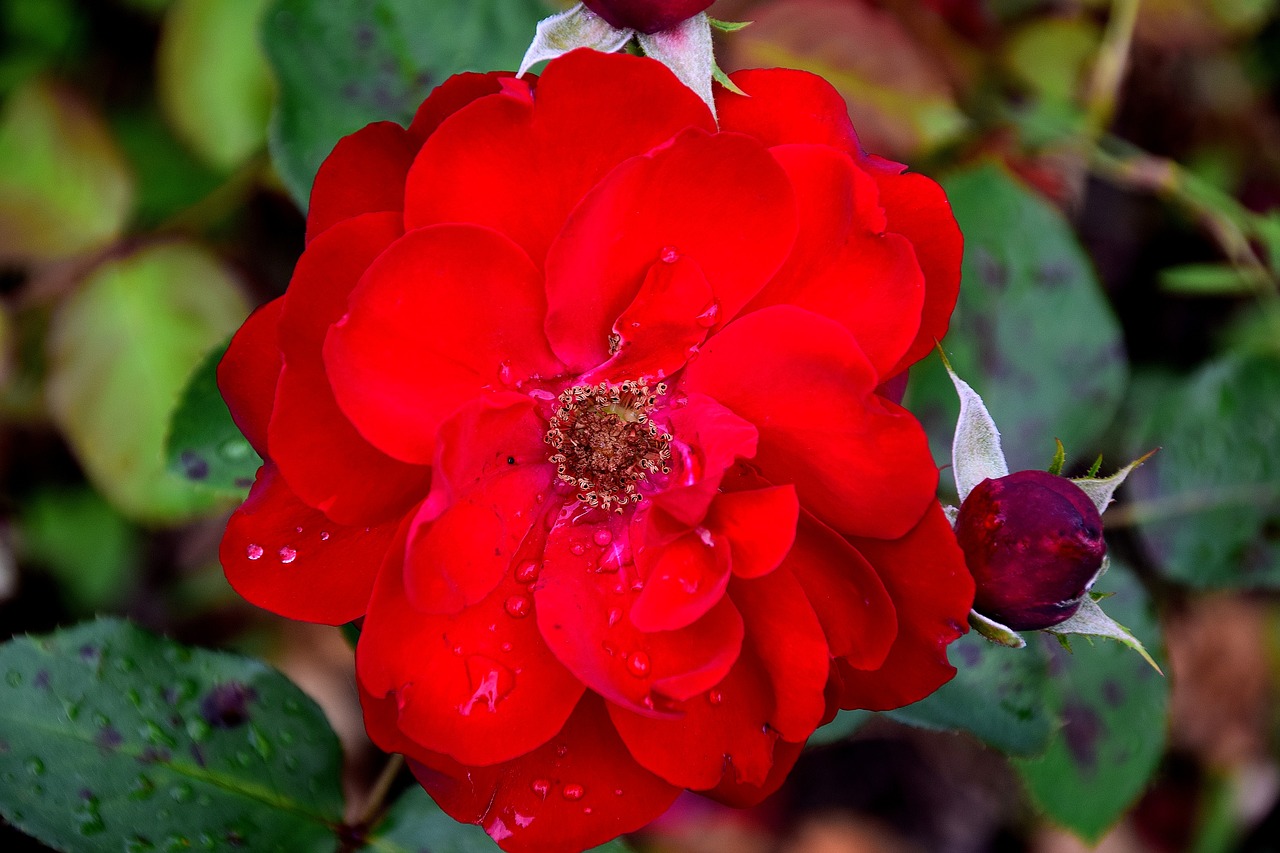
left=545, top=380, right=671, bottom=512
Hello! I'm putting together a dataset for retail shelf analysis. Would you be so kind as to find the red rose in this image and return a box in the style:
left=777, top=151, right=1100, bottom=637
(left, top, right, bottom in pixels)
left=956, top=470, right=1107, bottom=630
left=218, top=49, right=972, bottom=852
left=582, top=0, right=715, bottom=33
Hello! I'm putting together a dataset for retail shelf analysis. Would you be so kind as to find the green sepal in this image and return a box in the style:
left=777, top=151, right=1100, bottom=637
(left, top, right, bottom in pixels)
left=707, top=17, right=752, bottom=32
left=1048, top=438, right=1066, bottom=476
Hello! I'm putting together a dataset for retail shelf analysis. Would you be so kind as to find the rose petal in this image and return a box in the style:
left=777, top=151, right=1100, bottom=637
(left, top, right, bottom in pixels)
left=305, top=122, right=417, bottom=243
left=650, top=393, right=758, bottom=527
left=682, top=305, right=938, bottom=539
left=699, top=739, right=804, bottom=808
left=410, top=695, right=681, bottom=853
left=747, top=145, right=926, bottom=378
left=585, top=254, right=714, bottom=385
left=217, top=297, right=283, bottom=459
left=544, top=129, right=798, bottom=371
left=404, top=465, right=554, bottom=616
left=717, top=68, right=864, bottom=155
left=629, top=528, right=731, bottom=632
left=609, top=647, right=777, bottom=790
left=786, top=511, right=897, bottom=668
left=270, top=212, right=430, bottom=524
left=432, top=393, right=551, bottom=500
left=406, top=71, right=514, bottom=144
left=535, top=516, right=744, bottom=712
left=220, top=463, right=398, bottom=624
left=731, top=568, right=829, bottom=740
left=837, top=502, right=974, bottom=710
left=706, top=485, right=799, bottom=579
left=405, top=49, right=714, bottom=266
left=357, top=510, right=584, bottom=766
left=324, top=224, right=563, bottom=465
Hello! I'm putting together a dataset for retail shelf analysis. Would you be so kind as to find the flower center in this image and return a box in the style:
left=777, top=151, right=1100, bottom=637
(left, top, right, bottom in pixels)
left=545, top=380, right=671, bottom=512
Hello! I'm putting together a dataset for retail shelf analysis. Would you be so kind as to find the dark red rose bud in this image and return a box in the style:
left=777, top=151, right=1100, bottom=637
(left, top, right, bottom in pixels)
left=582, top=0, right=715, bottom=33
left=955, top=469, right=1106, bottom=631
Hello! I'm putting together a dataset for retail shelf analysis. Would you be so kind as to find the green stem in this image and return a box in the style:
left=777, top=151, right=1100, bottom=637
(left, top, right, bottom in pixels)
left=1083, top=0, right=1142, bottom=140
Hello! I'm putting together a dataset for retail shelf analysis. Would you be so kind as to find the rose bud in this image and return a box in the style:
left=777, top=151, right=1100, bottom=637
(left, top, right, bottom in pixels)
left=583, top=0, right=715, bottom=33
left=955, top=469, right=1106, bottom=631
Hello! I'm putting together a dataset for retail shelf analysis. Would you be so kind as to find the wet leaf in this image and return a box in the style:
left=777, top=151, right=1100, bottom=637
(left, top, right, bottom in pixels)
left=0, top=618, right=344, bottom=853
left=46, top=242, right=251, bottom=524
left=166, top=338, right=261, bottom=499
left=1125, top=356, right=1280, bottom=587
left=263, top=0, right=549, bottom=208
left=725, top=0, right=968, bottom=158
left=884, top=629, right=1056, bottom=757
left=1015, top=565, right=1169, bottom=840
left=907, top=163, right=1128, bottom=480
left=156, top=0, right=275, bottom=172
left=0, top=78, right=133, bottom=263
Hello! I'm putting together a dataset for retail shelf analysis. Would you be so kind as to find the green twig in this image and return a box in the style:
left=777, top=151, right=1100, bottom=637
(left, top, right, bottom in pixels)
left=1083, top=0, right=1142, bottom=140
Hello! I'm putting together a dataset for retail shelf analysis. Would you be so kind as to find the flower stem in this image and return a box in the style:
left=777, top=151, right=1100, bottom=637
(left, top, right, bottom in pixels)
left=357, top=753, right=405, bottom=829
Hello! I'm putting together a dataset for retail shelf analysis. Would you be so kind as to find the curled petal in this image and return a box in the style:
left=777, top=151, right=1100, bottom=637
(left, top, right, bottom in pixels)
left=217, top=297, right=283, bottom=459
left=545, top=128, right=798, bottom=371
left=651, top=393, right=758, bottom=527
left=406, top=71, right=514, bottom=144
left=305, top=122, right=416, bottom=243
left=271, top=212, right=430, bottom=524
left=405, top=49, right=713, bottom=265
left=220, top=463, right=398, bottom=624
left=358, top=510, right=584, bottom=766
left=324, top=225, right=563, bottom=465
left=682, top=306, right=938, bottom=539
left=836, top=502, right=975, bottom=710
left=411, top=695, right=681, bottom=853
left=706, top=485, right=799, bottom=579
left=629, top=528, right=731, bottom=632
left=535, top=517, right=744, bottom=713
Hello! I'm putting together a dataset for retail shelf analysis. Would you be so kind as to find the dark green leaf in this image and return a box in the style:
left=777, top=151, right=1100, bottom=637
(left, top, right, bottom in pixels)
left=368, top=786, right=638, bottom=853
left=110, top=107, right=225, bottom=229
left=263, top=0, right=550, bottom=208
left=907, top=164, right=1128, bottom=479
left=1125, top=356, right=1280, bottom=587
left=166, top=337, right=261, bottom=499
left=807, top=710, right=872, bottom=747
left=1158, top=262, right=1268, bottom=296
left=17, top=488, right=140, bottom=612
left=1014, top=564, right=1168, bottom=840
left=884, top=629, right=1056, bottom=756
left=0, top=618, right=343, bottom=853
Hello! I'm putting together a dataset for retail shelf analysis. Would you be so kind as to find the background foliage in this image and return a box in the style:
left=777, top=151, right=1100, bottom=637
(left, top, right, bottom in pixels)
left=1, top=0, right=1280, bottom=851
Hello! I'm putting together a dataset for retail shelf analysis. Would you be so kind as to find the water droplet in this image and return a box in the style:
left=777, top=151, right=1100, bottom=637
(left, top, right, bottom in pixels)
left=319, top=531, right=330, bottom=541
left=556, top=744, right=569, bottom=757
left=170, top=783, right=193, bottom=803
left=278, top=546, right=297, bottom=564
left=531, top=779, right=550, bottom=798
left=126, top=688, right=142, bottom=708
left=614, top=788, right=623, bottom=796
left=452, top=644, right=464, bottom=656
left=294, top=526, right=303, bottom=534
left=584, top=806, right=593, bottom=815
left=593, top=528, right=613, bottom=547
left=598, top=542, right=630, bottom=573
left=570, top=543, right=586, bottom=556
left=249, top=725, right=273, bottom=760
left=501, top=642, right=513, bottom=653
left=660, top=246, right=679, bottom=263
left=695, top=301, right=721, bottom=328
left=25, top=757, right=44, bottom=776
left=498, top=361, right=514, bottom=386
left=186, top=719, right=211, bottom=742
left=126, top=837, right=156, bottom=853
left=607, top=608, right=622, bottom=626
left=515, top=561, right=540, bottom=584
left=459, top=657, right=515, bottom=715
left=219, top=439, right=251, bottom=460
left=626, top=651, right=651, bottom=678
left=245, top=544, right=263, bottom=561
left=708, top=690, right=724, bottom=705
left=562, top=783, right=585, bottom=801
left=504, top=595, right=531, bottom=619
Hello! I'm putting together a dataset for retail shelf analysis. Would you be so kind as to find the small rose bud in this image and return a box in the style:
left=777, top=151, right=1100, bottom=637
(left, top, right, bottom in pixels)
left=582, top=0, right=715, bottom=33
left=955, top=469, right=1106, bottom=631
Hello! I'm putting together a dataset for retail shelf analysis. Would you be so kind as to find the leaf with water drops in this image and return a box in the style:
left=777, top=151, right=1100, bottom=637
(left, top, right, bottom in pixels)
left=368, top=786, right=640, bottom=853
left=0, top=618, right=344, bottom=853
left=166, top=337, right=261, bottom=499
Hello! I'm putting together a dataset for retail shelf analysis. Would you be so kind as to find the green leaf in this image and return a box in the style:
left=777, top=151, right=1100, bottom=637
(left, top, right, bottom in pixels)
left=807, top=710, right=873, bottom=747
left=906, top=163, right=1128, bottom=479
left=166, top=338, right=261, bottom=498
left=263, top=0, right=549, bottom=208
left=0, top=78, right=133, bottom=263
left=1124, top=356, right=1280, bottom=587
left=17, top=487, right=141, bottom=612
left=0, top=618, right=344, bottom=853
left=1014, top=565, right=1168, bottom=841
left=368, top=786, right=639, bottom=853
left=884, top=629, right=1055, bottom=756
left=156, top=0, right=275, bottom=172
left=46, top=242, right=251, bottom=524
left=110, top=105, right=225, bottom=229
left=1004, top=18, right=1101, bottom=102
